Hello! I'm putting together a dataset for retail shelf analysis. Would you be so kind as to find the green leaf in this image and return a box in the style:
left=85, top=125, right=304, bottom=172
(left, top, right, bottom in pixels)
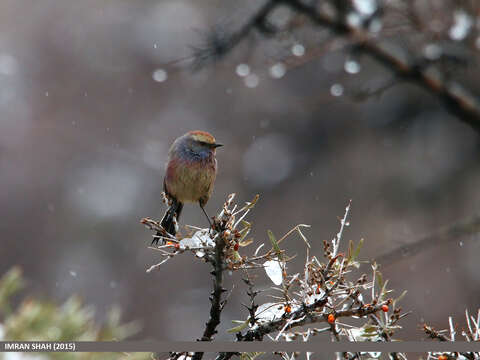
left=393, top=290, right=407, bottom=308
left=375, top=270, right=383, bottom=290
left=353, top=238, right=364, bottom=261
left=227, top=319, right=249, bottom=333
left=379, top=279, right=389, bottom=302
left=247, top=194, right=260, bottom=208
left=239, top=238, right=254, bottom=247
left=363, top=326, right=378, bottom=333
left=268, top=230, right=283, bottom=261
left=347, top=240, right=354, bottom=263
left=238, top=222, right=251, bottom=242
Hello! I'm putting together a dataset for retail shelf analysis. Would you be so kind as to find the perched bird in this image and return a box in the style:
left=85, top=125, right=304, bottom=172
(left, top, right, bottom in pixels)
left=153, top=130, right=222, bottom=244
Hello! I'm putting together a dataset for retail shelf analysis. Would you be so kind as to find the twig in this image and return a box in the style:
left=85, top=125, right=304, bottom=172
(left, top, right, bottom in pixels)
left=237, top=291, right=389, bottom=341
left=191, top=0, right=278, bottom=69
left=282, top=0, right=480, bottom=133
left=192, top=233, right=227, bottom=360
left=192, top=0, right=480, bottom=133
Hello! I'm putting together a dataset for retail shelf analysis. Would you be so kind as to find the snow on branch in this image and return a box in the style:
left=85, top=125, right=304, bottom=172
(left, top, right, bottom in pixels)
left=142, top=196, right=410, bottom=360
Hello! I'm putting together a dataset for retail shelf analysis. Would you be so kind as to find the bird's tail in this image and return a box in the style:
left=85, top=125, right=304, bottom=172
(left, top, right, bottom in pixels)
left=157, top=199, right=183, bottom=239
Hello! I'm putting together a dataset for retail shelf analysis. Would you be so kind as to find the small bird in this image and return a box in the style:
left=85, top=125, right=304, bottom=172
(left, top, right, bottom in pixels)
left=153, top=130, right=222, bottom=244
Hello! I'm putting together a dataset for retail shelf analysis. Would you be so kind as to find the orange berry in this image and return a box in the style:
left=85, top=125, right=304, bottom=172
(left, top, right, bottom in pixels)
left=285, top=305, right=291, bottom=313
left=381, top=304, right=389, bottom=312
left=327, top=313, right=335, bottom=324
left=233, top=243, right=239, bottom=251
left=438, top=355, right=448, bottom=360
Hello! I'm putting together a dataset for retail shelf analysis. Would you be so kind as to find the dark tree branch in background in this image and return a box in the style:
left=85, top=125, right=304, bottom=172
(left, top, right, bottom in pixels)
left=193, top=0, right=480, bottom=133
left=191, top=0, right=278, bottom=70
left=284, top=0, right=480, bottom=132
left=375, top=213, right=480, bottom=266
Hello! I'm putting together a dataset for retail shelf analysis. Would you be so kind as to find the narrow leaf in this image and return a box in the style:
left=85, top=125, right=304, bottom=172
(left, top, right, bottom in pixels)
left=268, top=230, right=283, bottom=260
left=227, top=319, right=249, bottom=333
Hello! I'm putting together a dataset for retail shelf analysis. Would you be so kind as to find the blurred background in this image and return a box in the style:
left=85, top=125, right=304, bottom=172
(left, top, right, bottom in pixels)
left=1, top=0, right=479, bottom=342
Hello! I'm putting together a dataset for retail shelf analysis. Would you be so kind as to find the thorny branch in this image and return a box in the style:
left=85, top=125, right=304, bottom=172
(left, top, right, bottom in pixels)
left=424, top=309, right=480, bottom=360
left=237, top=297, right=390, bottom=341
left=213, top=201, right=408, bottom=360
left=144, top=194, right=480, bottom=360
left=192, top=0, right=480, bottom=133
left=192, top=204, right=230, bottom=360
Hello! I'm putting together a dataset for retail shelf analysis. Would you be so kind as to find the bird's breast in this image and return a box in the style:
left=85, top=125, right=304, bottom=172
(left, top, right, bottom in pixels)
left=164, top=155, right=217, bottom=204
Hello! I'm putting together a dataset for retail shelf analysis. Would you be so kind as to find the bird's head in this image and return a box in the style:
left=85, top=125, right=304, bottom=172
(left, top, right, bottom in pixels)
left=183, top=130, right=223, bottom=155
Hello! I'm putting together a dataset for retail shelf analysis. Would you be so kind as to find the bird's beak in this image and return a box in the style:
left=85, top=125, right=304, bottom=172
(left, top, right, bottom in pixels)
left=212, top=143, right=223, bottom=148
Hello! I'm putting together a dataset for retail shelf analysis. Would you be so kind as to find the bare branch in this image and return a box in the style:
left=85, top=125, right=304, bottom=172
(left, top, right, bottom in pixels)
left=375, top=213, right=480, bottom=266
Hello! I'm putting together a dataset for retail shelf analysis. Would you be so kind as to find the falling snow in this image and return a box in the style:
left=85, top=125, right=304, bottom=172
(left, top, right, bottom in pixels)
left=235, top=63, right=250, bottom=77
left=344, top=59, right=361, bottom=74
left=353, top=0, right=377, bottom=16
left=330, top=83, right=344, bottom=97
left=152, top=69, right=168, bottom=82
left=449, top=10, right=473, bottom=41
left=244, top=73, right=259, bottom=88
left=291, top=43, right=305, bottom=57
left=424, top=43, right=442, bottom=60
left=269, top=62, right=287, bottom=79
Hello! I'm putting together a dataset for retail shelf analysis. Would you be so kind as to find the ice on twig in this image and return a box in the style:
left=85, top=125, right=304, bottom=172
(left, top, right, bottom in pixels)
left=254, top=303, right=285, bottom=324
left=275, top=315, right=306, bottom=341
left=254, top=243, right=265, bottom=256
left=179, top=229, right=215, bottom=257
left=332, top=200, right=351, bottom=258
left=305, top=290, right=325, bottom=305
left=264, top=260, right=283, bottom=285
left=146, top=257, right=170, bottom=273
left=179, top=229, right=214, bottom=248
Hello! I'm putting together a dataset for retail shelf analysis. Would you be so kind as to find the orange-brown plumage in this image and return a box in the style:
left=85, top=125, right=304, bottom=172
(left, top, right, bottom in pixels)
left=154, top=131, right=222, bottom=240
